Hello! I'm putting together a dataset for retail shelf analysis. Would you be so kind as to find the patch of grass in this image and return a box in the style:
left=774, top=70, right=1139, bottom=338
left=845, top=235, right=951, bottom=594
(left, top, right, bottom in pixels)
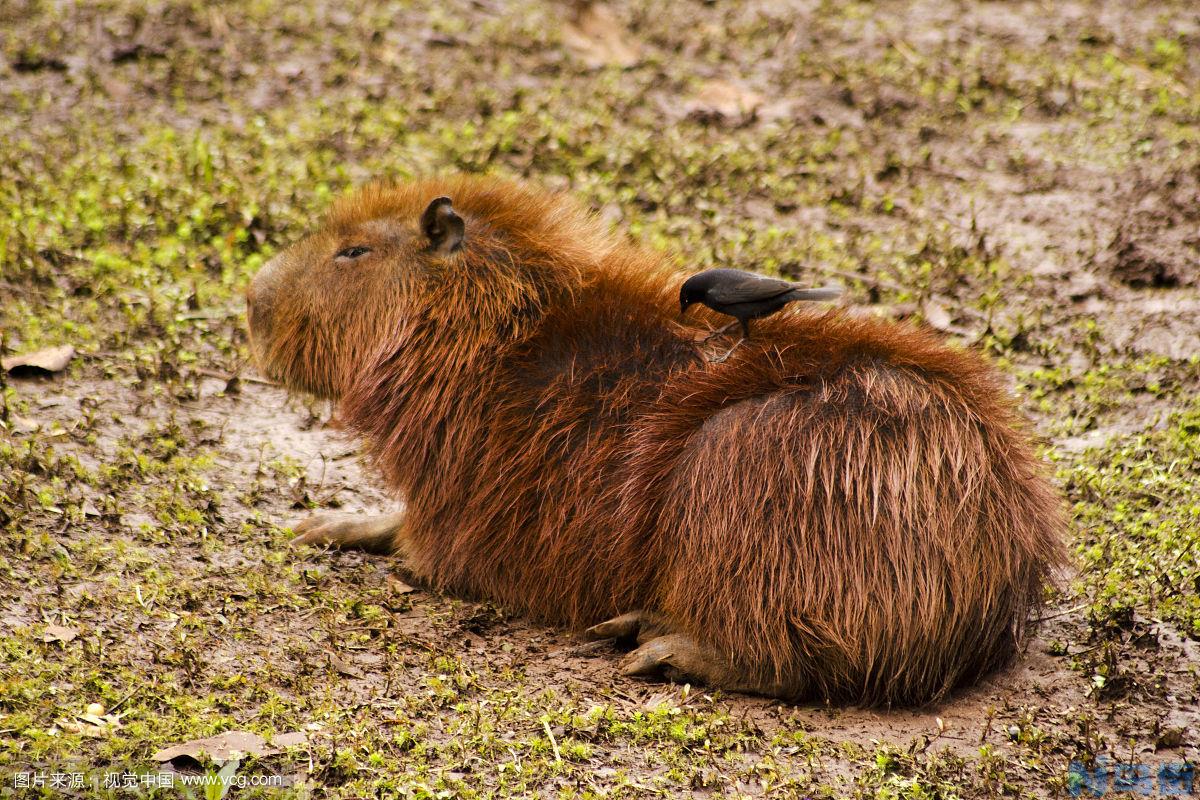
left=1067, top=400, right=1200, bottom=638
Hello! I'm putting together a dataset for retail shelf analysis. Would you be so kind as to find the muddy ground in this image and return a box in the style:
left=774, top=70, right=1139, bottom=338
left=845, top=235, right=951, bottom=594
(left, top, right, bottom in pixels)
left=1, top=0, right=1198, bottom=797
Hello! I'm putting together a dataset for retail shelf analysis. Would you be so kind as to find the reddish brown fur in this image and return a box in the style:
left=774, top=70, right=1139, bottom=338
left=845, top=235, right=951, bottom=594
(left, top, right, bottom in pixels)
left=247, top=175, right=1067, bottom=705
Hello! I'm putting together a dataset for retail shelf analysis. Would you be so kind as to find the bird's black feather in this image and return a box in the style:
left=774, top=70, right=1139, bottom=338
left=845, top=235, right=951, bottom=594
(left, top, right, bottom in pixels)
left=704, top=273, right=797, bottom=305
left=679, top=268, right=842, bottom=353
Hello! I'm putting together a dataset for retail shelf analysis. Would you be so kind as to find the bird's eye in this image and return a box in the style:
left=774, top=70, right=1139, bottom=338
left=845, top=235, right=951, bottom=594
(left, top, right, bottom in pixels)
left=335, top=245, right=371, bottom=260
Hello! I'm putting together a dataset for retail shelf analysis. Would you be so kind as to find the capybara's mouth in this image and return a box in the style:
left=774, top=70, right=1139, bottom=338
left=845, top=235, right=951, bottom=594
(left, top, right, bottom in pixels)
left=245, top=254, right=294, bottom=389
left=244, top=308, right=272, bottom=374
left=243, top=309, right=282, bottom=389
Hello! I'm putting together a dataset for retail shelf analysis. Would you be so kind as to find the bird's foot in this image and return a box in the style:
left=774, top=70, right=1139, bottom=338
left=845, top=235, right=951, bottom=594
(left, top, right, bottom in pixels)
left=708, top=338, right=745, bottom=363
left=700, top=321, right=740, bottom=343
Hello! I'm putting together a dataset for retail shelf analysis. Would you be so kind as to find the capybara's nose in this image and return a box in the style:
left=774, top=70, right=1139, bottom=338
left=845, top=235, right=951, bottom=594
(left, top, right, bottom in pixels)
left=245, top=275, right=270, bottom=340
left=246, top=295, right=270, bottom=341
left=246, top=255, right=283, bottom=348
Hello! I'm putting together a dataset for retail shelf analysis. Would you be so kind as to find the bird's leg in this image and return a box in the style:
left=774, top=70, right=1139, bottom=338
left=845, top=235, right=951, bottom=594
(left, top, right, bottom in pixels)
left=709, top=338, right=745, bottom=364
left=700, top=320, right=739, bottom=342
left=708, top=318, right=751, bottom=363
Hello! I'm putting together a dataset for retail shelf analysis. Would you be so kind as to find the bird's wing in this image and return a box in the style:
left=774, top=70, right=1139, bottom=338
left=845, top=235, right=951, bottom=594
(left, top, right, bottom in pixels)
left=705, top=275, right=797, bottom=304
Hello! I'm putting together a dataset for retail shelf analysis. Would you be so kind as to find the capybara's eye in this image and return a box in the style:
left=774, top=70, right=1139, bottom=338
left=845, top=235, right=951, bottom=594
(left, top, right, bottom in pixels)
left=335, top=245, right=371, bottom=260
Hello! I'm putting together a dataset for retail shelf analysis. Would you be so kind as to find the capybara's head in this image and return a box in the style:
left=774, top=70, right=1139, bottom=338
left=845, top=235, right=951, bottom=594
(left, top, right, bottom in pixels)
left=246, top=177, right=611, bottom=398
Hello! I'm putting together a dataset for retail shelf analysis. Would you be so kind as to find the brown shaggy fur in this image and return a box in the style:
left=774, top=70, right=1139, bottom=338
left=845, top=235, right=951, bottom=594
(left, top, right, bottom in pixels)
left=247, top=175, right=1067, bottom=705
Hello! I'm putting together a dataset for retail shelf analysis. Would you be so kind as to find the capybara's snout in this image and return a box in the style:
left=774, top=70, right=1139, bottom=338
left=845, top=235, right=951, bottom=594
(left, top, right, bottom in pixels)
left=245, top=253, right=284, bottom=367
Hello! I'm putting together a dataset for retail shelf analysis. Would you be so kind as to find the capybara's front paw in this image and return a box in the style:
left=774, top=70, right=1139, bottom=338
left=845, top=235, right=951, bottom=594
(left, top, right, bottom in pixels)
left=290, top=511, right=405, bottom=554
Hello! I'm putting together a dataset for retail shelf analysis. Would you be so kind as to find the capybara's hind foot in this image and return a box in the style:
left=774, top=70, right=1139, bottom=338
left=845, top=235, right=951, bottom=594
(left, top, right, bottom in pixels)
left=617, top=633, right=744, bottom=688
left=589, top=614, right=751, bottom=691
left=290, top=511, right=405, bottom=554
left=585, top=610, right=674, bottom=644
left=615, top=633, right=791, bottom=696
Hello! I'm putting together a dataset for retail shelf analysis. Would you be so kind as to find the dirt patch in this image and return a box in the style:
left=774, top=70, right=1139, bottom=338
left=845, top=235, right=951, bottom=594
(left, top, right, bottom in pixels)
left=1104, top=168, right=1200, bottom=289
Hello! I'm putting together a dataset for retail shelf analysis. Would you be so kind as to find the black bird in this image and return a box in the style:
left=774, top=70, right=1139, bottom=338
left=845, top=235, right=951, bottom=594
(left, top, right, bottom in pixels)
left=679, top=268, right=841, bottom=360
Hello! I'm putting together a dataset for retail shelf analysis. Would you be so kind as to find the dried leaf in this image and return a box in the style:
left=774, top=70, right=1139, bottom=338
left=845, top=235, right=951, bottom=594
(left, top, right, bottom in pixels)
left=152, top=731, right=275, bottom=764
left=42, top=624, right=79, bottom=644
left=921, top=299, right=954, bottom=332
left=1155, top=726, right=1186, bottom=750
left=2, top=345, right=75, bottom=376
left=326, top=651, right=365, bottom=679
left=9, top=415, right=40, bottom=434
left=561, top=2, right=640, bottom=69
left=387, top=575, right=416, bottom=595
left=58, top=706, right=123, bottom=738
left=66, top=720, right=116, bottom=738
left=643, top=692, right=675, bottom=710
left=686, top=80, right=763, bottom=123
left=1064, top=271, right=1101, bottom=300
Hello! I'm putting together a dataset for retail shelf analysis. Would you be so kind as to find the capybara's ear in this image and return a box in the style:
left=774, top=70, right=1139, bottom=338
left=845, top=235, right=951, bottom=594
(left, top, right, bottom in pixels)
left=420, top=196, right=465, bottom=253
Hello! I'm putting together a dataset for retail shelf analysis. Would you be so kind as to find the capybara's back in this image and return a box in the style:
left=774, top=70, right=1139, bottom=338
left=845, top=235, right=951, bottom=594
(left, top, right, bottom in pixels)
left=247, top=175, right=1067, bottom=705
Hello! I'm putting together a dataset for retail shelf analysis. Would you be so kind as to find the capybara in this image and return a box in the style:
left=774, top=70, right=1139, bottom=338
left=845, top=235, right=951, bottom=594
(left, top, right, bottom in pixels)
left=246, top=176, right=1066, bottom=705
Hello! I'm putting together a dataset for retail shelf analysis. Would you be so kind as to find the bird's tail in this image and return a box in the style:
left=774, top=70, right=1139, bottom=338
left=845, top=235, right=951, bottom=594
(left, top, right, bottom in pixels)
left=789, top=286, right=843, bottom=302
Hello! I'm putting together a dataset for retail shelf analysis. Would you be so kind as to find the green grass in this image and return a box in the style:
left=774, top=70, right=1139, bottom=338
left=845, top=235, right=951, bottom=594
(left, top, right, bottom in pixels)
left=1069, top=400, right=1200, bottom=638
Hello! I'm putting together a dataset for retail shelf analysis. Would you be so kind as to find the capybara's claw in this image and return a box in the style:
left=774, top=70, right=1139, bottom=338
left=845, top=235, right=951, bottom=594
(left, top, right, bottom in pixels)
left=290, top=513, right=332, bottom=542
left=290, top=530, right=320, bottom=547
left=618, top=634, right=745, bottom=689
left=585, top=611, right=645, bottom=642
left=288, top=511, right=405, bottom=554
left=619, top=637, right=677, bottom=677
left=290, top=529, right=337, bottom=548
left=586, top=610, right=673, bottom=645
left=290, top=513, right=346, bottom=547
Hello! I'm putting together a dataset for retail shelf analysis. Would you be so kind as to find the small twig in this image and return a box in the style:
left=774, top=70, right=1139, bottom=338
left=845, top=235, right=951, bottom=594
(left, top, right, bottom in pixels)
left=542, top=719, right=562, bottom=764
left=1168, top=539, right=1199, bottom=569
left=889, top=38, right=922, bottom=66
left=910, top=164, right=973, bottom=182
left=107, top=687, right=141, bottom=714
left=1040, top=602, right=1087, bottom=621
left=193, top=367, right=276, bottom=386
left=825, top=269, right=908, bottom=294
left=551, top=639, right=611, bottom=656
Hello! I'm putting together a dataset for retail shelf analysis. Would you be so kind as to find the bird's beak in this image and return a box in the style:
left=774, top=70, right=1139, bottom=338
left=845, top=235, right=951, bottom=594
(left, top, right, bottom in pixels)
left=679, top=302, right=689, bottom=318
